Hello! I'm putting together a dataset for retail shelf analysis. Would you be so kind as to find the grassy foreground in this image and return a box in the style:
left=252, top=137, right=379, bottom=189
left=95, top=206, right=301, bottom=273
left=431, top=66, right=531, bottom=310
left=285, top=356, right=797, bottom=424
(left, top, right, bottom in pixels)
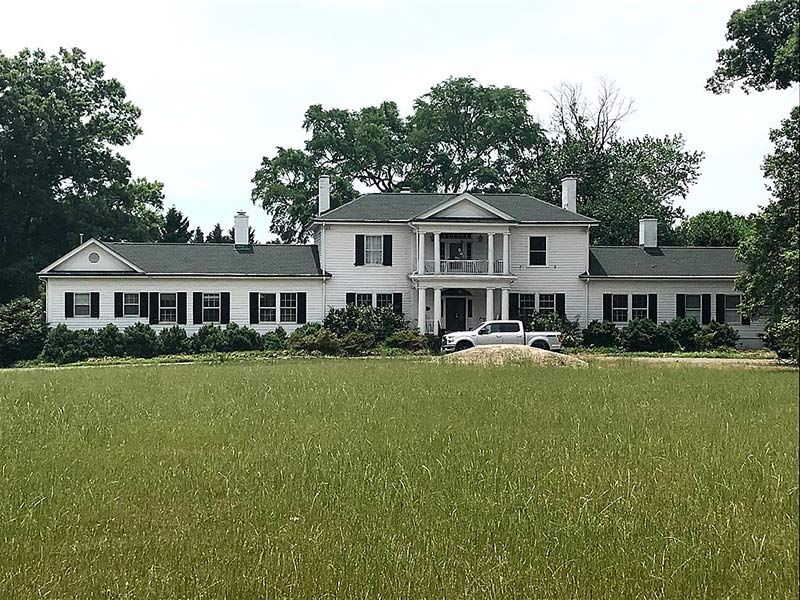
left=0, top=360, right=797, bottom=599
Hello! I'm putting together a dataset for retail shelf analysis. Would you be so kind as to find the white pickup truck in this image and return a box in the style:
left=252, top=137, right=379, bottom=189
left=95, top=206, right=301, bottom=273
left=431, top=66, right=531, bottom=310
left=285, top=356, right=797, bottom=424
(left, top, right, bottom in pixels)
left=442, top=320, right=563, bottom=353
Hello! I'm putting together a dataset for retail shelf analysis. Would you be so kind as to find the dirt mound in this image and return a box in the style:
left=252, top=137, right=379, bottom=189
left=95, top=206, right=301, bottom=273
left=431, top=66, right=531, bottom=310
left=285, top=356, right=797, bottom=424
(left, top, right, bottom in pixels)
left=438, top=344, right=588, bottom=367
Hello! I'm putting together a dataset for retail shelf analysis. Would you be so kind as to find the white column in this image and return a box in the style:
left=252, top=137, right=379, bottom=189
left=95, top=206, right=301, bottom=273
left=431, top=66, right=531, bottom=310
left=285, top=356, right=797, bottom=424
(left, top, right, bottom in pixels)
left=486, top=288, right=494, bottom=321
left=501, top=288, right=510, bottom=320
left=502, top=233, right=510, bottom=274
left=433, top=288, right=442, bottom=335
left=433, top=232, right=441, bottom=273
left=487, top=233, right=495, bottom=274
left=417, top=232, right=425, bottom=273
left=417, top=287, right=426, bottom=332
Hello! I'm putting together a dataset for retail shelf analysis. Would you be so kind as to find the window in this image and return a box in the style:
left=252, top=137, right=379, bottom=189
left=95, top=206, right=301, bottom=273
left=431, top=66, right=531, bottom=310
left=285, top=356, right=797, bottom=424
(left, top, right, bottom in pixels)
left=259, top=293, right=277, bottom=322
left=632, top=294, right=649, bottom=320
left=74, top=293, right=91, bottom=317
left=480, top=322, right=520, bottom=334
left=88, top=252, right=101, bottom=264
left=612, top=294, right=629, bottom=323
left=685, top=294, right=702, bottom=322
left=123, top=293, right=139, bottom=316
left=725, top=295, right=741, bottom=324
left=202, top=293, right=220, bottom=322
left=160, top=293, right=177, bottom=323
left=376, top=293, right=393, bottom=309
left=529, top=236, right=547, bottom=266
left=280, top=292, right=297, bottom=322
left=538, top=293, right=556, bottom=315
left=365, top=235, right=383, bottom=264
left=519, top=294, right=536, bottom=322
left=356, top=293, right=372, bottom=307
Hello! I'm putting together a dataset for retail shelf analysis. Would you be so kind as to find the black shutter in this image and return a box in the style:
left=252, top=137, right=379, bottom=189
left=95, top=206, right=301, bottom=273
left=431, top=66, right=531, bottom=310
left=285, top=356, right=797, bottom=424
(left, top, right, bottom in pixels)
left=90, top=293, right=100, bottom=318
left=676, top=294, right=686, bottom=318
left=556, top=293, right=566, bottom=318
left=716, top=294, right=726, bottom=323
left=346, top=292, right=356, bottom=305
left=114, top=292, right=123, bottom=317
left=382, top=235, right=392, bottom=266
left=193, top=292, right=203, bottom=324
left=603, top=294, right=613, bottom=322
left=139, top=292, right=148, bottom=317
left=220, top=292, right=230, bottom=324
left=296, top=292, right=307, bottom=324
left=466, top=242, right=472, bottom=260
left=648, top=294, right=658, bottom=321
left=509, top=293, right=520, bottom=321
left=149, top=292, right=160, bottom=325
left=65, top=292, right=74, bottom=318
left=354, top=235, right=365, bottom=266
left=177, top=292, right=187, bottom=325
left=701, top=294, right=711, bottom=325
left=249, top=292, right=259, bottom=324
left=392, top=293, right=403, bottom=315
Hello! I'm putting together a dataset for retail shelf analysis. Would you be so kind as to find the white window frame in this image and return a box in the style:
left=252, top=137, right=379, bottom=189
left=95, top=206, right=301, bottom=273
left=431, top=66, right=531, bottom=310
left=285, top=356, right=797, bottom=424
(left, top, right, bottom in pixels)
left=376, top=293, right=393, bottom=309
left=355, top=293, right=373, bottom=307
left=631, top=294, right=649, bottom=320
left=612, top=294, right=629, bottom=323
left=725, top=295, right=741, bottom=325
left=685, top=294, right=702, bottom=322
left=259, top=293, right=277, bottom=322
left=364, top=235, right=383, bottom=265
left=528, top=236, right=547, bottom=267
left=280, top=292, right=297, bottom=323
left=202, top=293, right=220, bottom=323
left=74, top=293, right=91, bottom=317
left=160, top=293, right=177, bottom=323
left=123, top=292, right=139, bottom=317
left=538, top=293, right=556, bottom=315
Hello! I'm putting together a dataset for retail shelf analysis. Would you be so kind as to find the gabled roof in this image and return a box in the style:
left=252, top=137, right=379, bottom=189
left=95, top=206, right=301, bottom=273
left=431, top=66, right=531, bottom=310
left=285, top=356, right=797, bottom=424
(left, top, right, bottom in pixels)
left=585, top=246, right=743, bottom=278
left=317, top=193, right=597, bottom=224
left=42, top=241, right=325, bottom=277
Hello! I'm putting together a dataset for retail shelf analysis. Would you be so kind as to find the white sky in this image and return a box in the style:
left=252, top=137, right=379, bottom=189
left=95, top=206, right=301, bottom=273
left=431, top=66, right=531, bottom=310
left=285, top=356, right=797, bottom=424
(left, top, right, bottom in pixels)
left=3, top=0, right=797, bottom=239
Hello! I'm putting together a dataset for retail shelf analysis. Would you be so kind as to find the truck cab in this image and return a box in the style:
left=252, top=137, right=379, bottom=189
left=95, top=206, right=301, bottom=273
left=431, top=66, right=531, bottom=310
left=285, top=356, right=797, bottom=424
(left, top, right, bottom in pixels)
left=442, top=320, right=563, bottom=353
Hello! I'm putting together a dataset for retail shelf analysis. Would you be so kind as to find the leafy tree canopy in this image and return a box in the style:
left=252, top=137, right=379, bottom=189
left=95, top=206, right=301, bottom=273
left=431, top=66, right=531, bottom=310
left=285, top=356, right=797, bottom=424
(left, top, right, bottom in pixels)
left=160, top=206, right=191, bottom=243
left=676, top=211, right=752, bottom=246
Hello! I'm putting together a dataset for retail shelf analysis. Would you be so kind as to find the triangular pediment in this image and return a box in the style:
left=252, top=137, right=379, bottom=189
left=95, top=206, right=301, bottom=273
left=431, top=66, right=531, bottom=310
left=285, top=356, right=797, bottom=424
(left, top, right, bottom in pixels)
left=413, top=193, right=515, bottom=221
left=39, top=239, right=143, bottom=274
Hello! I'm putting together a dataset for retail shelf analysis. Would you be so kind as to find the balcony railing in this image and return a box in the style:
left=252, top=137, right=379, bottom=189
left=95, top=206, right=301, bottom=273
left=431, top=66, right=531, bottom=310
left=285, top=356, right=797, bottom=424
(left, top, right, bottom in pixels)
left=423, top=259, right=505, bottom=275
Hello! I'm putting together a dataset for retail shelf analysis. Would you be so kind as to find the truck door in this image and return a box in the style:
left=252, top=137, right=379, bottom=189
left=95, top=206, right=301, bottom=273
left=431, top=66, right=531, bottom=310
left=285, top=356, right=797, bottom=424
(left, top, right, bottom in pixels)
left=496, top=322, right=525, bottom=344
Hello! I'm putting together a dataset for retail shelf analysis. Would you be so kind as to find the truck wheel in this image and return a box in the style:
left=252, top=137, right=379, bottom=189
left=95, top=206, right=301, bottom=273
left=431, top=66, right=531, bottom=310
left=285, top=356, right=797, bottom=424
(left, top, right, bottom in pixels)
left=531, top=340, right=550, bottom=351
left=455, top=341, right=473, bottom=352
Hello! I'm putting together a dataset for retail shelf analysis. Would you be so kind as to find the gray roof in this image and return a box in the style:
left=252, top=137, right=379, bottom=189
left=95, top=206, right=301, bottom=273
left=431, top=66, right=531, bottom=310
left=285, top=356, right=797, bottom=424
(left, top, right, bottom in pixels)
left=586, top=246, right=743, bottom=278
left=101, top=242, right=324, bottom=276
left=318, top=193, right=597, bottom=223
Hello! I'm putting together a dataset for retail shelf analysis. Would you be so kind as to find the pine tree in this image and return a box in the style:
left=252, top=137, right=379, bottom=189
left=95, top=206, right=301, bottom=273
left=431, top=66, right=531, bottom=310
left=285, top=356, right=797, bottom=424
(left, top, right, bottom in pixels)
left=227, top=226, right=256, bottom=244
left=160, top=206, right=191, bottom=243
left=207, top=223, right=225, bottom=243
left=190, top=227, right=205, bottom=243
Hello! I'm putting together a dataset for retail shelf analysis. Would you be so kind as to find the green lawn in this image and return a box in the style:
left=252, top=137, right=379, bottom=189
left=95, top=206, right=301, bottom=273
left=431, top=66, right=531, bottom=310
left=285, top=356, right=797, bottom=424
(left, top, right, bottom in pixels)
left=0, top=360, right=797, bottom=599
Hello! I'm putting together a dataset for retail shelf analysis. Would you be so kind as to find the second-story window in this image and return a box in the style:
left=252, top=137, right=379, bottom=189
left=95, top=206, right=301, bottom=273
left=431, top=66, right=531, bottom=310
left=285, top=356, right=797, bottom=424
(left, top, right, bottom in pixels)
left=529, top=237, right=547, bottom=266
left=202, top=293, right=220, bottom=322
left=365, top=235, right=383, bottom=264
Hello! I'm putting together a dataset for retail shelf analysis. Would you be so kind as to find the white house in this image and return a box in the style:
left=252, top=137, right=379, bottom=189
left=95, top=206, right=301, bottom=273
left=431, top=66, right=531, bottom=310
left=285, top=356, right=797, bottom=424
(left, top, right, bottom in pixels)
left=38, top=176, right=763, bottom=347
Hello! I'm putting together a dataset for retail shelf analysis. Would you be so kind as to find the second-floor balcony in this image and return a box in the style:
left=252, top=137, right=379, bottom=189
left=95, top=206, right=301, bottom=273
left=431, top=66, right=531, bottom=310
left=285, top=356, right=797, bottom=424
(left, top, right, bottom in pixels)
left=423, top=259, right=506, bottom=275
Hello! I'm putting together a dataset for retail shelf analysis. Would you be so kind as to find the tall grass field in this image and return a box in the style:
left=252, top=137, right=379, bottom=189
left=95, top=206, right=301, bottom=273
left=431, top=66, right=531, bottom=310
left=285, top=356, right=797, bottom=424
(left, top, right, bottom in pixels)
left=0, top=360, right=797, bottom=599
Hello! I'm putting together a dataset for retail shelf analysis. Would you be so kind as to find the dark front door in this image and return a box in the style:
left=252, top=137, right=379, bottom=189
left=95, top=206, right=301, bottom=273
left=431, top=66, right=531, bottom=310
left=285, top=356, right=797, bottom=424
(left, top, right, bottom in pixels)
left=445, top=297, right=467, bottom=332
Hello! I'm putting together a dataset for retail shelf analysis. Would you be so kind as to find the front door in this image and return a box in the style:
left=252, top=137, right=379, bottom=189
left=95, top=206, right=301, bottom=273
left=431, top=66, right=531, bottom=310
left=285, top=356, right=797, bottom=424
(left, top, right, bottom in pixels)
left=445, top=297, right=467, bottom=332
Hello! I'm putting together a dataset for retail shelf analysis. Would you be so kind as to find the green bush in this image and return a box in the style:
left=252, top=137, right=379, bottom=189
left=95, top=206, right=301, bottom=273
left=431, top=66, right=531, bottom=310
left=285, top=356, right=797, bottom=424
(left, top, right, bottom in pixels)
left=425, top=333, right=442, bottom=354
left=619, top=319, right=678, bottom=352
left=323, top=305, right=406, bottom=342
left=525, top=311, right=582, bottom=347
left=289, top=324, right=340, bottom=355
left=696, top=321, right=739, bottom=350
left=222, top=323, right=262, bottom=351
left=42, top=324, right=98, bottom=364
left=661, top=317, right=702, bottom=351
left=262, top=326, right=289, bottom=351
left=384, top=328, right=427, bottom=351
left=123, top=323, right=160, bottom=358
left=0, top=297, right=47, bottom=366
left=763, top=316, right=799, bottom=361
left=582, top=320, right=619, bottom=347
left=96, top=324, right=125, bottom=357
left=192, top=324, right=227, bottom=353
left=339, top=331, right=376, bottom=356
left=159, top=326, right=190, bottom=355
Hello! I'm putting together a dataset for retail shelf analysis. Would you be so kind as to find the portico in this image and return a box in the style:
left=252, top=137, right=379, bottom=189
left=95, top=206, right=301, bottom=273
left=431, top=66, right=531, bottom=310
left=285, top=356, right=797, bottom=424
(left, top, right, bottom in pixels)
left=414, top=281, right=515, bottom=334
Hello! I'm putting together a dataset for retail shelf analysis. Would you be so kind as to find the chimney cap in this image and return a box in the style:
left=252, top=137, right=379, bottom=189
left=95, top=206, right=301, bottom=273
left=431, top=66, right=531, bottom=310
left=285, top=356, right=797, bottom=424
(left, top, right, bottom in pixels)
left=561, top=174, right=577, bottom=181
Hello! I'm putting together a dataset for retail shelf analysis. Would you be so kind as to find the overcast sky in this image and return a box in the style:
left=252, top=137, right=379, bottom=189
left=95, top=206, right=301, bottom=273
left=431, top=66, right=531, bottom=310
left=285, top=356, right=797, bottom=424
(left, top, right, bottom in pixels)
left=3, top=0, right=797, bottom=239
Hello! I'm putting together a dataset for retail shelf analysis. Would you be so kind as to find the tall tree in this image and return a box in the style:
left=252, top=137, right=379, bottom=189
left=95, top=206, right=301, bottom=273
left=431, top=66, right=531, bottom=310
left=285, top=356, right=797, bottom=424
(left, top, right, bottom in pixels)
left=227, top=226, right=257, bottom=244
left=0, top=47, right=164, bottom=301
left=676, top=211, right=752, bottom=246
left=190, top=227, right=205, bottom=243
left=206, top=223, right=227, bottom=244
left=160, top=206, right=191, bottom=243
left=706, top=0, right=799, bottom=93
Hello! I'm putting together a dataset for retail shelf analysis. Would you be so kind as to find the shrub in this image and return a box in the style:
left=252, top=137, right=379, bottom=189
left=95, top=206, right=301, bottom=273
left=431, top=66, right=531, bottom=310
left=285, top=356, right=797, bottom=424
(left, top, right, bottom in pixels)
left=323, top=305, right=406, bottom=342
left=764, top=316, right=799, bottom=361
left=696, top=321, right=739, bottom=350
left=96, top=323, right=125, bottom=357
left=262, top=326, right=289, bottom=351
left=159, top=326, right=190, bottom=355
left=123, top=323, right=160, bottom=358
left=619, top=319, right=678, bottom=352
left=582, top=320, right=619, bottom=348
left=385, top=328, right=427, bottom=351
left=42, top=325, right=98, bottom=364
left=290, top=324, right=340, bottom=354
left=525, top=311, right=582, bottom=347
left=661, top=317, right=702, bottom=351
left=222, top=323, right=262, bottom=351
left=339, top=331, right=376, bottom=356
left=425, top=333, right=442, bottom=354
left=192, top=324, right=227, bottom=353
left=0, top=297, right=47, bottom=366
